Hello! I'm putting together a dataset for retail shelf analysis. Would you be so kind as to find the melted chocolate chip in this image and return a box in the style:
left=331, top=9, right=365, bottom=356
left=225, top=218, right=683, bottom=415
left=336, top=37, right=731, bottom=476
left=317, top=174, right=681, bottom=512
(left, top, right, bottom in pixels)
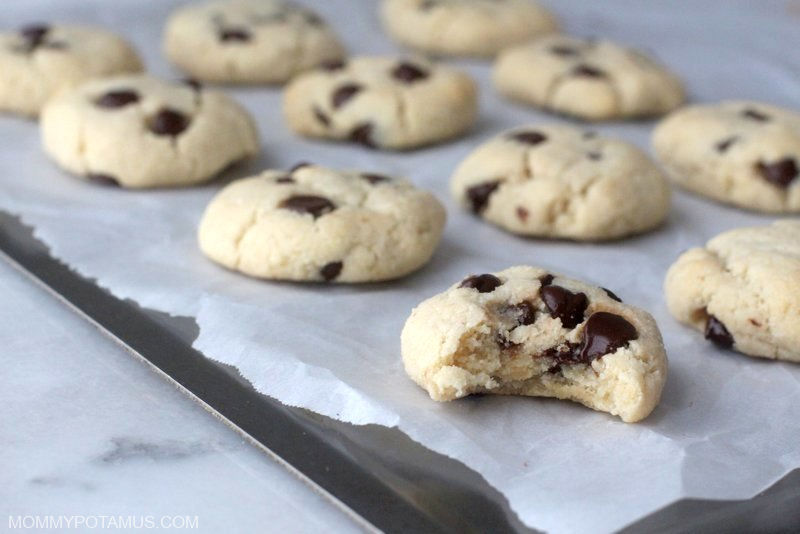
left=361, top=173, right=390, bottom=184
left=550, top=45, right=579, bottom=57
left=313, top=106, right=330, bottom=127
left=459, top=274, right=502, bottom=293
left=510, top=131, right=547, bottom=145
left=579, top=312, right=638, bottom=362
left=219, top=28, right=251, bottom=42
left=278, top=195, right=335, bottom=218
left=466, top=181, right=500, bottom=214
left=705, top=315, right=734, bottom=349
left=573, top=64, right=606, bottom=78
left=756, top=158, right=798, bottom=188
left=602, top=287, right=622, bottom=302
left=741, top=108, right=770, bottom=122
left=715, top=136, right=738, bottom=153
left=94, top=90, right=139, bottom=108
left=290, top=162, right=311, bottom=172
left=349, top=122, right=375, bottom=148
left=391, top=62, right=429, bottom=84
left=149, top=108, right=190, bottom=136
left=20, top=24, right=49, bottom=43
left=500, top=301, right=536, bottom=326
left=331, top=83, right=363, bottom=109
left=542, top=342, right=582, bottom=367
left=540, top=285, right=588, bottom=329
left=516, top=206, right=529, bottom=222
left=275, top=176, right=295, bottom=184
left=320, top=59, right=346, bottom=71
left=320, top=261, right=343, bottom=281
left=86, top=173, right=119, bottom=186
left=539, top=274, right=554, bottom=287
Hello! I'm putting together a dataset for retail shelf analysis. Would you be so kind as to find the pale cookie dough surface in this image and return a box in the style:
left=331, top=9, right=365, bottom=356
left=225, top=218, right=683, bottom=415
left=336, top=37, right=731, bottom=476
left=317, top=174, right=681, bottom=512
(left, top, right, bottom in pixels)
left=0, top=24, right=142, bottom=117
left=493, top=35, right=685, bottom=121
left=198, top=164, right=446, bottom=282
left=283, top=56, right=478, bottom=150
left=450, top=124, right=671, bottom=240
left=652, top=100, right=800, bottom=213
left=40, top=74, right=259, bottom=188
left=664, top=220, right=800, bottom=362
left=402, top=266, right=668, bottom=423
left=163, top=0, right=345, bottom=84
left=381, top=0, right=559, bottom=58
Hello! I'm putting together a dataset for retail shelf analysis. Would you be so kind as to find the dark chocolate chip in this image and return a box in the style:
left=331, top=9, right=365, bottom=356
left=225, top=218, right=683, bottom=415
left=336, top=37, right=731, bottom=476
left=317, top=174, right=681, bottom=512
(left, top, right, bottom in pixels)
left=94, top=90, right=139, bottom=108
left=602, top=287, right=622, bottom=302
left=290, top=162, right=311, bottom=173
left=86, top=173, right=119, bottom=186
left=510, top=131, right=547, bottom=145
left=715, top=136, right=738, bottom=153
left=183, top=78, right=202, bottom=91
left=361, top=173, right=390, bottom=184
left=278, top=195, right=336, bottom=218
left=741, top=108, right=770, bottom=122
left=149, top=108, right=190, bottom=136
left=275, top=176, right=295, bottom=184
left=391, top=62, right=429, bottom=84
left=500, top=301, right=537, bottom=326
left=573, top=64, right=606, bottom=78
left=320, top=59, right=346, bottom=71
left=313, top=106, right=330, bottom=127
left=587, top=151, right=602, bottom=160
left=349, top=122, right=375, bottom=148
left=756, top=158, right=798, bottom=188
left=539, top=274, right=554, bottom=287
left=320, top=261, right=343, bottom=281
left=541, top=342, right=581, bottom=367
left=459, top=274, right=502, bottom=293
left=496, top=332, right=517, bottom=350
left=20, top=24, right=49, bottom=47
left=579, top=312, right=638, bottom=362
left=331, top=83, right=363, bottom=109
left=705, top=315, right=734, bottom=349
left=516, top=206, right=529, bottom=222
left=541, top=285, right=588, bottom=329
left=550, top=45, right=580, bottom=57
left=219, top=28, right=251, bottom=42
left=466, top=181, right=500, bottom=214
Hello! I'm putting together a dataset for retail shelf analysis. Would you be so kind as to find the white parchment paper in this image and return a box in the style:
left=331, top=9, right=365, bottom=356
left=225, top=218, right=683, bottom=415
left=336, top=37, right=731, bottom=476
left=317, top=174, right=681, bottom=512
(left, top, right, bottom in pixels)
left=2, top=1, right=800, bottom=532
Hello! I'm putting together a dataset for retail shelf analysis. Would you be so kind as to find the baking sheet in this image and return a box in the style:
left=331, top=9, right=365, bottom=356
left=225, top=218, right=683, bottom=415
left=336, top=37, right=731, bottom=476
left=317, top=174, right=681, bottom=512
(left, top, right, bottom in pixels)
left=2, top=1, right=800, bottom=532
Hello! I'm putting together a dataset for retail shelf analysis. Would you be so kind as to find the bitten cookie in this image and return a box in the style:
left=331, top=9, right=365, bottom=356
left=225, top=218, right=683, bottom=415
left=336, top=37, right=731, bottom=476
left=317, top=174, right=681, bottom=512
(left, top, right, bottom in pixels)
left=163, top=0, right=345, bottom=84
left=0, top=24, right=142, bottom=116
left=664, top=220, right=800, bottom=362
left=402, top=266, right=668, bottom=422
left=381, top=0, right=558, bottom=58
left=493, top=35, right=685, bottom=121
left=652, top=101, right=800, bottom=213
left=41, top=75, right=259, bottom=188
left=198, top=164, right=446, bottom=282
left=283, top=56, right=478, bottom=150
left=450, top=124, right=671, bottom=240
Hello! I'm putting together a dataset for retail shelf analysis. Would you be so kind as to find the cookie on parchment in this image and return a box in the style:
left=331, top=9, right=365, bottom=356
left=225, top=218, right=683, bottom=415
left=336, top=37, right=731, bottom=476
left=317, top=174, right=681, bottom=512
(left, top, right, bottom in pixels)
left=401, top=266, right=668, bottom=423
left=450, top=124, right=671, bottom=240
left=664, top=220, right=800, bottom=362
left=0, top=24, right=142, bottom=117
left=493, top=35, right=684, bottom=121
left=163, top=0, right=345, bottom=84
left=41, top=75, right=259, bottom=188
left=381, top=0, right=559, bottom=58
left=198, top=164, right=446, bottom=283
left=283, top=56, right=477, bottom=150
left=652, top=101, right=800, bottom=213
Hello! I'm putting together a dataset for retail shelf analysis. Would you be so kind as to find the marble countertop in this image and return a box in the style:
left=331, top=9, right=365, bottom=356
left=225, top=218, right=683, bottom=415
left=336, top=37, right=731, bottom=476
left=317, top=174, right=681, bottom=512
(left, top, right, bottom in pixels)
left=0, top=259, right=363, bottom=533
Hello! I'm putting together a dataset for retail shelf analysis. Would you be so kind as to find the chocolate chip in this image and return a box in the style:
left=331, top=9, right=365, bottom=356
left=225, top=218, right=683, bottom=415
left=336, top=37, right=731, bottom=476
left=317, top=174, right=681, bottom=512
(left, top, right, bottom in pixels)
left=756, top=158, right=798, bottom=188
left=459, top=274, right=502, bottom=293
left=602, top=287, right=622, bottom=302
left=510, top=131, right=547, bottom=145
left=183, top=78, right=202, bottom=91
left=420, top=0, right=438, bottom=9
left=715, top=136, right=738, bottom=153
left=20, top=24, right=49, bottom=47
left=220, top=28, right=251, bottom=42
left=541, top=285, right=588, bottom=329
left=304, top=12, right=324, bottom=26
left=466, top=181, right=500, bottom=214
left=741, top=108, right=770, bottom=122
left=496, top=332, right=517, bottom=350
left=550, top=45, right=579, bottom=57
left=705, top=315, right=734, bottom=349
left=290, top=162, right=311, bottom=173
left=86, top=173, right=119, bottom=186
left=94, top=90, right=139, bottom=108
left=331, top=83, right=363, bottom=109
left=320, top=261, right=343, bottom=281
left=579, top=312, right=638, bottom=362
left=278, top=195, right=335, bottom=218
left=313, top=106, right=330, bottom=127
left=275, top=176, right=295, bottom=184
left=349, top=122, right=375, bottom=148
left=539, top=274, right=554, bottom=287
left=573, top=64, right=606, bottom=78
left=320, top=59, right=346, bottom=71
left=500, top=301, right=537, bottom=326
left=587, top=151, right=602, bottom=160
left=541, top=342, right=581, bottom=367
left=391, top=62, right=429, bottom=84
left=361, top=173, right=390, bottom=184
left=516, top=206, right=529, bottom=222
left=149, top=108, right=190, bottom=136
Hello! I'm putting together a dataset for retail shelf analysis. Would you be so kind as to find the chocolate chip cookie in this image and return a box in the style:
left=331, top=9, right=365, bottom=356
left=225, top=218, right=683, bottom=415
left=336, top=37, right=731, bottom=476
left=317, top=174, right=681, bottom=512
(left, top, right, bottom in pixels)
left=198, top=164, right=446, bottom=282
left=401, top=266, right=668, bottom=422
left=450, top=124, right=671, bottom=240
left=40, top=75, right=259, bottom=188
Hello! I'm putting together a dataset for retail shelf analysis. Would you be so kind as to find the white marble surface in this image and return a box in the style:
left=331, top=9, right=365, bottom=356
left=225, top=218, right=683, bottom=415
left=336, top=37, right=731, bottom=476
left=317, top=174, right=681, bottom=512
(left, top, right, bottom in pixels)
left=0, top=259, right=362, bottom=533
